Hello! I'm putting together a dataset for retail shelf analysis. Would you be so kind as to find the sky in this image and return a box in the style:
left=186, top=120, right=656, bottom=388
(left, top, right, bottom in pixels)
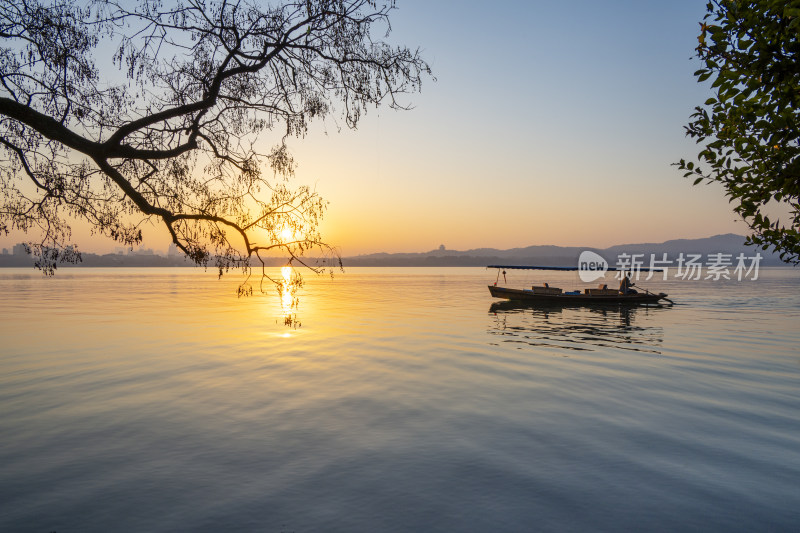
left=283, top=0, right=745, bottom=255
left=1, top=0, right=753, bottom=256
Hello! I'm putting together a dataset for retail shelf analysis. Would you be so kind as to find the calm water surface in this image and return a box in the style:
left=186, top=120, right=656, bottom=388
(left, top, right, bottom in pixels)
left=1, top=267, right=799, bottom=532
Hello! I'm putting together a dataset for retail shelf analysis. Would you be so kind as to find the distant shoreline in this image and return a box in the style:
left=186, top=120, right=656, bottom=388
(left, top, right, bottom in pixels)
left=1, top=257, right=793, bottom=269
left=0, top=233, right=791, bottom=268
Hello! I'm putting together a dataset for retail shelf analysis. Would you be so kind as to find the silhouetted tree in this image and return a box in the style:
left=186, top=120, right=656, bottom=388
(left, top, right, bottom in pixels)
left=678, top=0, right=800, bottom=263
left=0, top=0, right=430, bottom=282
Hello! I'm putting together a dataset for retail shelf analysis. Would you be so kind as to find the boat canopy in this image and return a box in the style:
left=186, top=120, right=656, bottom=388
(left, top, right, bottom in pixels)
left=487, top=265, right=665, bottom=272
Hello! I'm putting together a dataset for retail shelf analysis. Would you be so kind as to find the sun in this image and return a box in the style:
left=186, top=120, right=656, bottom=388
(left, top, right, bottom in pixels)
left=279, top=225, right=295, bottom=243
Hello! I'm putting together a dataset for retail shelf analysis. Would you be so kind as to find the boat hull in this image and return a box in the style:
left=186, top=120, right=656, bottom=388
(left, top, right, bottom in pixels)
left=488, top=285, right=667, bottom=304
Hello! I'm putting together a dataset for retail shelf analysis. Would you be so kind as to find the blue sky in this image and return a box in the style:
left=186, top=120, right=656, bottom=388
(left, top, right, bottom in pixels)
left=283, top=0, right=749, bottom=254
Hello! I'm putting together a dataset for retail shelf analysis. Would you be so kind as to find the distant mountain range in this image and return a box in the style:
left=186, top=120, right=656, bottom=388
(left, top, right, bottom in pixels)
left=343, top=234, right=787, bottom=267
left=0, top=251, right=196, bottom=268
left=0, top=233, right=789, bottom=268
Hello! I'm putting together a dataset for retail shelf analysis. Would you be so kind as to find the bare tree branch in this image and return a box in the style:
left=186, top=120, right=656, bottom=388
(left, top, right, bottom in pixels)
left=0, top=0, right=431, bottom=293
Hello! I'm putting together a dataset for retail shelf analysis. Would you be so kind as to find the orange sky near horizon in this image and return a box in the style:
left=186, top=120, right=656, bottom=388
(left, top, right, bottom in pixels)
left=0, top=1, right=757, bottom=257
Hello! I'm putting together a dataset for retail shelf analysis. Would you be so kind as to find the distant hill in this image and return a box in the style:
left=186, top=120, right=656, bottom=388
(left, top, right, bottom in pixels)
left=0, top=252, right=192, bottom=268
left=343, top=234, right=787, bottom=267
left=0, top=252, right=288, bottom=268
left=0, top=234, right=789, bottom=269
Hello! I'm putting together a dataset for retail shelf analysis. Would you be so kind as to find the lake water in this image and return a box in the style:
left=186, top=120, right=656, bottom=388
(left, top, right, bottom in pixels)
left=0, top=267, right=799, bottom=532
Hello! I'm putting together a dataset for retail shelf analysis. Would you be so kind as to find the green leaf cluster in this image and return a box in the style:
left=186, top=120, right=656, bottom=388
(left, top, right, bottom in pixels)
left=679, top=0, right=800, bottom=263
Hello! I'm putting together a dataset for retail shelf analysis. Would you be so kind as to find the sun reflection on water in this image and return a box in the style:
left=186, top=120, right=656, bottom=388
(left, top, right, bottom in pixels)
left=281, top=266, right=293, bottom=310
left=277, top=265, right=302, bottom=328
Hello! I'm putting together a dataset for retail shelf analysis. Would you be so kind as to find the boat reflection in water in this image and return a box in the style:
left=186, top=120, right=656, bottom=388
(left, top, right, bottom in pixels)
left=488, top=300, right=670, bottom=354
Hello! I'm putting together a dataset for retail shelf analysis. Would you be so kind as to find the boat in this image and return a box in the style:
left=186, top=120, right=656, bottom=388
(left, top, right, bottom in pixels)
left=488, top=285, right=668, bottom=304
left=487, top=265, right=671, bottom=305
